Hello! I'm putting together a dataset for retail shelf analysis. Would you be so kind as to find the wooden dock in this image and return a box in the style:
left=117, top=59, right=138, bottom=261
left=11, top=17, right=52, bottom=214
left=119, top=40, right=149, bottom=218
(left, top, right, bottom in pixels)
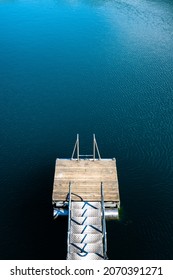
left=52, top=135, right=120, bottom=259
left=52, top=158, right=120, bottom=206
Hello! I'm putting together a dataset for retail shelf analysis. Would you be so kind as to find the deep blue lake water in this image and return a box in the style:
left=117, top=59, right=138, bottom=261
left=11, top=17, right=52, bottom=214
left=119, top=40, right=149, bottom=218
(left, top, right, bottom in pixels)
left=0, top=0, right=173, bottom=259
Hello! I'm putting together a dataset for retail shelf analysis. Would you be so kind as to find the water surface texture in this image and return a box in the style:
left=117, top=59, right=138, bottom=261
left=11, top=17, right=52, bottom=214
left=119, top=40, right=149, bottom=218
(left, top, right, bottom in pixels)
left=0, top=0, right=173, bottom=259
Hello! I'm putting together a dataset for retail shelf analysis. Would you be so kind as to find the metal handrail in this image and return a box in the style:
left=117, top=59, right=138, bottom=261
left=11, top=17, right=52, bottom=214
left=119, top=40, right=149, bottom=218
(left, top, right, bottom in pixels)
left=71, top=134, right=101, bottom=160
left=78, top=154, right=93, bottom=157
left=93, top=134, right=101, bottom=160
left=67, top=182, right=72, bottom=257
left=71, top=134, right=79, bottom=160
left=101, top=182, right=108, bottom=259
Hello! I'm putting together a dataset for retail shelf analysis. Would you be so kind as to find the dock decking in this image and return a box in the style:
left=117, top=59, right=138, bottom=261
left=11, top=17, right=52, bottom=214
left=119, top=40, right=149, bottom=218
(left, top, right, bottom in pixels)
left=52, top=135, right=120, bottom=259
left=52, top=158, right=120, bottom=204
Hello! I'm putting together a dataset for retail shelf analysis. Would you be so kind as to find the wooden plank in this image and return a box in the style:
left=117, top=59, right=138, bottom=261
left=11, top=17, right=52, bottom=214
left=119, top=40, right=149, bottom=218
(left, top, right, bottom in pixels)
left=52, top=159, right=120, bottom=203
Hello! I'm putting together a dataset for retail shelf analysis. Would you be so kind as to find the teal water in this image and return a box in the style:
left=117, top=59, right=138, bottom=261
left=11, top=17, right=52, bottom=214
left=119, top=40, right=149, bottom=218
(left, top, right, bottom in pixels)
left=0, top=0, right=173, bottom=259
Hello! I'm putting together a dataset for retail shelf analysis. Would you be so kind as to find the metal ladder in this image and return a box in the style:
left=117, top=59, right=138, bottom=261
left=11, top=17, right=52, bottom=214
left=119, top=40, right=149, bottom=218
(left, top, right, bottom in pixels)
left=67, top=183, right=107, bottom=260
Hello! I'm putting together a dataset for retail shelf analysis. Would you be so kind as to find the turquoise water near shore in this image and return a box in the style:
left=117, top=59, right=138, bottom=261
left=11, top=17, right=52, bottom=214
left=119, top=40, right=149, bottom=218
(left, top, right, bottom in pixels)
left=0, top=0, right=173, bottom=259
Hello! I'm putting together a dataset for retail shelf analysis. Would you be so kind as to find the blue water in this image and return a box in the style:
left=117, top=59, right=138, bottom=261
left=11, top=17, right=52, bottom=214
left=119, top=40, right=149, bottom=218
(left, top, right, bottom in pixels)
left=0, top=0, right=173, bottom=259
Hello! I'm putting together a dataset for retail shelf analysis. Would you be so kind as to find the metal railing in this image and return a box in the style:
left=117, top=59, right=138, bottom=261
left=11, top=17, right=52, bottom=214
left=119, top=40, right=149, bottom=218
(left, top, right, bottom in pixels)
left=93, top=134, right=101, bottom=160
left=101, top=182, right=108, bottom=259
left=71, top=134, right=80, bottom=160
left=67, top=182, right=72, bottom=258
left=71, top=134, right=101, bottom=160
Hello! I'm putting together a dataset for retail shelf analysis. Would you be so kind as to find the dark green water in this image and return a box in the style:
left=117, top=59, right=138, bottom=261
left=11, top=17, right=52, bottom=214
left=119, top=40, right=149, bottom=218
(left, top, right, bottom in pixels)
left=0, top=0, right=173, bottom=259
